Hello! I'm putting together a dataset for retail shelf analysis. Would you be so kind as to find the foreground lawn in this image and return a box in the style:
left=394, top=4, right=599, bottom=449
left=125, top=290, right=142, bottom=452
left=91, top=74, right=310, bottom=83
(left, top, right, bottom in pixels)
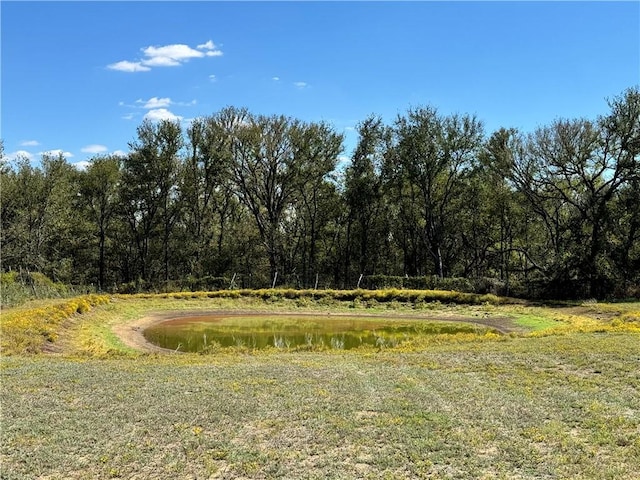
left=1, top=295, right=639, bottom=479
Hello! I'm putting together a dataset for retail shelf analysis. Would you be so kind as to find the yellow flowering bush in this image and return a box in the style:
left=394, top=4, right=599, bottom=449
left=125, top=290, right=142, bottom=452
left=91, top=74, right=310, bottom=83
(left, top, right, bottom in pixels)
left=113, top=288, right=506, bottom=306
left=527, top=310, right=640, bottom=337
left=0, top=294, right=110, bottom=355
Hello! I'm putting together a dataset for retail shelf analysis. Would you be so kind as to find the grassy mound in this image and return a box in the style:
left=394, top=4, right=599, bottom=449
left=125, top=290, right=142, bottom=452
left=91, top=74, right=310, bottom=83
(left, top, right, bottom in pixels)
left=0, top=295, right=111, bottom=355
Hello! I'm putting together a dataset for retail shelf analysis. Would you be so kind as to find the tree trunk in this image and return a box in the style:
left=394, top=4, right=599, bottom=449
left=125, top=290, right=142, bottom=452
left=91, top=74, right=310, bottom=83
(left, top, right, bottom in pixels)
left=98, top=227, right=105, bottom=291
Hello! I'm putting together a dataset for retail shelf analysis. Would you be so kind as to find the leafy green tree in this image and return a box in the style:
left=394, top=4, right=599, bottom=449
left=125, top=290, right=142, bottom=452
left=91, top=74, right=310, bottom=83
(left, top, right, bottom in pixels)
left=393, top=107, right=484, bottom=278
left=120, top=119, right=183, bottom=284
left=343, top=116, right=390, bottom=281
left=77, top=155, right=121, bottom=289
left=0, top=154, right=78, bottom=281
left=475, top=128, right=537, bottom=292
left=292, top=121, right=343, bottom=286
left=600, top=87, right=640, bottom=293
left=382, top=143, right=425, bottom=277
left=1, top=88, right=636, bottom=298
left=180, top=108, right=246, bottom=278
left=611, top=180, right=640, bottom=293
left=500, top=88, right=639, bottom=297
left=230, top=113, right=342, bottom=284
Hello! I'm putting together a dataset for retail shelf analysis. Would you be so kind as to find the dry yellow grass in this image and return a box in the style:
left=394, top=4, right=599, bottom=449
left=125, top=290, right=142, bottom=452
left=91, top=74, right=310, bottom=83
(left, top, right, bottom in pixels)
left=0, top=294, right=110, bottom=355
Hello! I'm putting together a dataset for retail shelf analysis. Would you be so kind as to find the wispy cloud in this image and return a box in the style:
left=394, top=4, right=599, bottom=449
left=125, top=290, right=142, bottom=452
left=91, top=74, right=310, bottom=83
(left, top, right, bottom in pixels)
left=144, top=108, right=183, bottom=122
left=81, top=144, right=108, bottom=154
left=40, top=149, right=74, bottom=158
left=112, top=150, right=128, bottom=157
left=108, top=40, right=223, bottom=72
left=337, top=155, right=350, bottom=169
left=134, top=97, right=196, bottom=109
left=209, top=74, right=217, bottom=82
left=20, top=140, right=40, bottom=147
left=136, top=97, right=172, bottom=109
left=197, top=40, right=217, bottom=50
left=108, top=60, right=151, bottom=73
left=293, top=81, right=308, bottom=89
left=4, top=150, right=34, bottom=162
left=272, top=76, right=280, bottom=81
left=120, top=97, right=194, bottom=124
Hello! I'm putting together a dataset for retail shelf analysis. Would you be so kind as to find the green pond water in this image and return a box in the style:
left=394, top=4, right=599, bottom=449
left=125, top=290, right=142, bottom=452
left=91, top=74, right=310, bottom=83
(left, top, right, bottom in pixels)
left=143, top=314, right=491, bottom=352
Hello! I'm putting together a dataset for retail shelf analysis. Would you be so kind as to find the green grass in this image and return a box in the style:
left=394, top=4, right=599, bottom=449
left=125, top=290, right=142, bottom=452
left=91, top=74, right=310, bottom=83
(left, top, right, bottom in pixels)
left=1, top=294, right=639, bottom=479
left=512, top=312, right=562, bottom=331
left=2, top=334, right=639, bottom=479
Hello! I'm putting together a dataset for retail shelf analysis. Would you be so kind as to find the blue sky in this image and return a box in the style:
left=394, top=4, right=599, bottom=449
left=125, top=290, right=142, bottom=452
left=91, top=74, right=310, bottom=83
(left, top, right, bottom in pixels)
left=2, top=1, right=639, bottom=169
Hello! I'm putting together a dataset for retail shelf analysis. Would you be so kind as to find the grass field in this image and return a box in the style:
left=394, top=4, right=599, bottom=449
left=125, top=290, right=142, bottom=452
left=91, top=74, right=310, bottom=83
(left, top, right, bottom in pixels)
left=1, top=292, right=639, bottom=479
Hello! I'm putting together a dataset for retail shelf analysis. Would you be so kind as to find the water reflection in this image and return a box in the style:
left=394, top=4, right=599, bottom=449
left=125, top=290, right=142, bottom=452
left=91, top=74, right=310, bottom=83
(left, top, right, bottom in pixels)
left=143, top=314, right=489, bottom=352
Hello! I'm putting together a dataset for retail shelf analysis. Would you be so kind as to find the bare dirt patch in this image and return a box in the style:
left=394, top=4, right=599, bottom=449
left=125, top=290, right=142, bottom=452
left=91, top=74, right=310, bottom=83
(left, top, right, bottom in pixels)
left=555, top=305, right=618, bottom=321
left=112, top=313, right=183, bottom=354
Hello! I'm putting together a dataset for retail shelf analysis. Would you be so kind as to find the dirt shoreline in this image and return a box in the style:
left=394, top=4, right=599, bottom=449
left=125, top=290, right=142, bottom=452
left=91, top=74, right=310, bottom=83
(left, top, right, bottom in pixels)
left=112, top=310, right=522, bottom=354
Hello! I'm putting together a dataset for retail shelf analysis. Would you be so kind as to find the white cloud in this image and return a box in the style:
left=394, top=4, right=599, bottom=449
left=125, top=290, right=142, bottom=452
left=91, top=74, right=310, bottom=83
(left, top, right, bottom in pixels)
left=107, top=60, right=151, bottom=72
left=72, top=161, right=91, bottom=171
left=144, top=108, right=183, bottom=122
left=109, top=41, right=223, bottom=72
left=40, top=149, right=74, bottom=158
left=4, top=150, right=34, bottom=162
left=131, top=97, right=196, bottom=110
left=209, top=74, right=217, bottom=82
left=143, top=44, right=197, bottom=64
left=197, top=40, right=216, bottom=50
left=121, top=97, right=194, bottom=123
left=112, top=150, right=128, bottom=157
left=81, top=144, right=108, bottom=154
left=272, top=76, right=280, bottom=81
left=142, top=42, right=222, bottom=67
left=20, top=140, right=40, bottom=147
left=198, top=40, right=223, bottom=57
left=293, top=81, right=308, bottom=89
left=336, top=156, right=351, bottom=172
left=137, top=97, right=172, bottom=109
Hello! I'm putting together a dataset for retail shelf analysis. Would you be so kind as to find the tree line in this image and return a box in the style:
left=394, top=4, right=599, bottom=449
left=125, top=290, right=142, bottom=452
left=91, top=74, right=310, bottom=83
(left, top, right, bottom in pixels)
left=1, top=87, right=638, bottom=299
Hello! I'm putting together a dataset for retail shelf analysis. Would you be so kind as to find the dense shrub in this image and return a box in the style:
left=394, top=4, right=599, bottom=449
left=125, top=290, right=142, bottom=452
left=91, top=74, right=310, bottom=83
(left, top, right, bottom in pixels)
left=116, top=280, right=150, bottom=294
left=0, top=270, right=88, bottom=308
left=472, top=277, right=507, bottom=296
left=403, top=277, right=429, bottom=290
left=363, top=275, right=405, bottom=289
left=185, top=276, right=230, bottom=291
left=358, top=275, right=507, bottom=295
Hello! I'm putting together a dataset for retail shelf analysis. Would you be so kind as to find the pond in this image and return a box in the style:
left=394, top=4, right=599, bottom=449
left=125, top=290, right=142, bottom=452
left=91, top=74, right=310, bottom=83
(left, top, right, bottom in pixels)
left=143, top=314, right=494, bottom=352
